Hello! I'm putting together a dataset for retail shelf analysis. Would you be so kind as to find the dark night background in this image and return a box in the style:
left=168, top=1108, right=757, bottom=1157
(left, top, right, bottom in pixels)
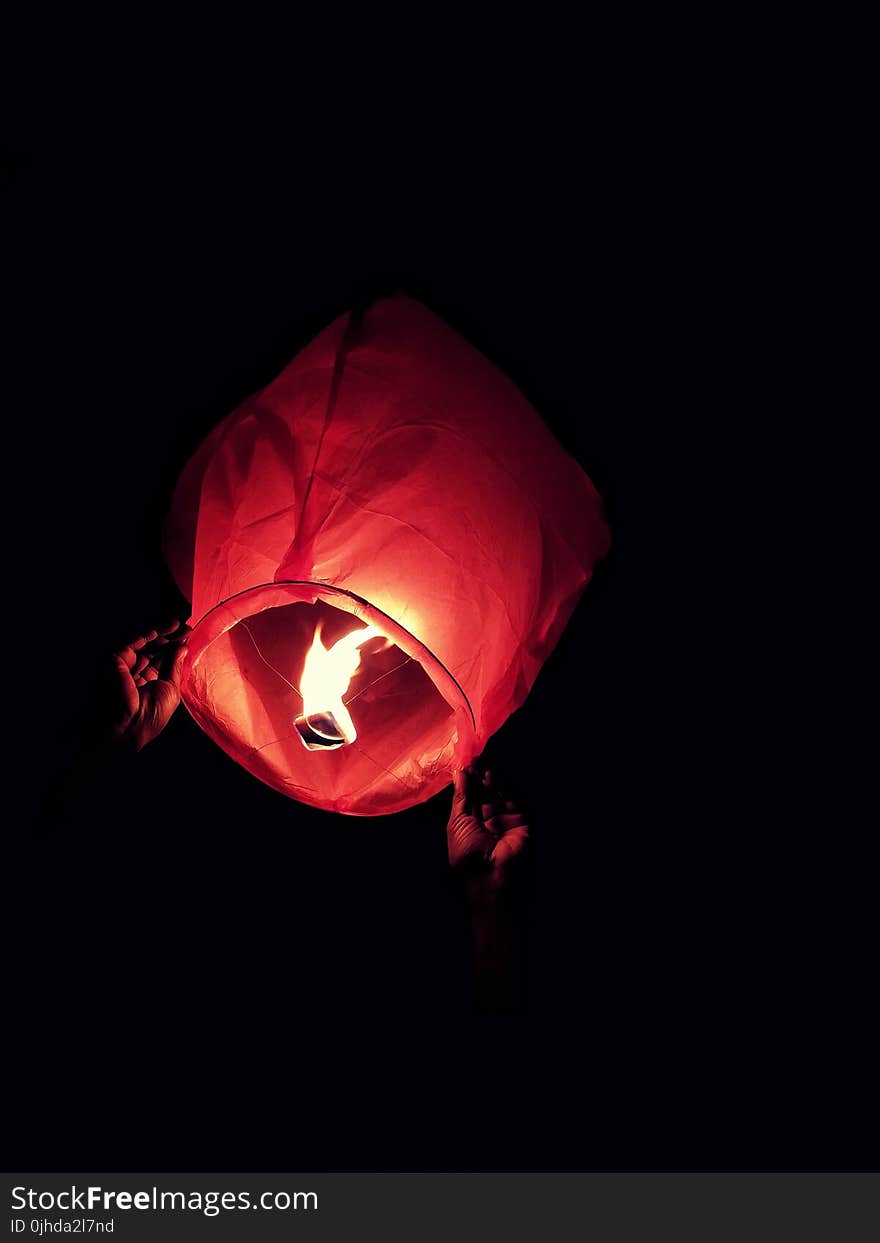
left=4, top=38, right=874, bottom=1174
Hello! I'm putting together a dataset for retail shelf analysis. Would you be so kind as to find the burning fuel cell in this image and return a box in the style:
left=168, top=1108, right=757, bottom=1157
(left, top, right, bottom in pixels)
left=294, top=622, right=387, bottom=751
left=295, top=711, right=348, bottom=751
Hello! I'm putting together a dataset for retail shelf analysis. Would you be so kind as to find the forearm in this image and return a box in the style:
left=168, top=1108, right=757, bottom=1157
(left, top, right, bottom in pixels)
left=38, top=715, right=134, bottom=832
left=467, top=885, right=527, bottom=1014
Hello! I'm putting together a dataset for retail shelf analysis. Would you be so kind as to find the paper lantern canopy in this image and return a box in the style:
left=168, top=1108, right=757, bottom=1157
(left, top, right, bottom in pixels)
left=164, top=296, right=609, bottom=815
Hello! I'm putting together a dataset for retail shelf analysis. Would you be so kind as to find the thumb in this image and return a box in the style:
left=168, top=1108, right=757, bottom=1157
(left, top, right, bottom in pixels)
left=451, top=765, right=475, bottom=818
left=113, top=653, right=139, bottom=718
left=167, top=641, right=188, bottom=690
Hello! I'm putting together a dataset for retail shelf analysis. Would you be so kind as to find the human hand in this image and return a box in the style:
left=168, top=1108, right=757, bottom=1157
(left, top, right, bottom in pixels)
left=447, top=762, right=530, bottom=904
left=109, top=620, right=190, bottom=752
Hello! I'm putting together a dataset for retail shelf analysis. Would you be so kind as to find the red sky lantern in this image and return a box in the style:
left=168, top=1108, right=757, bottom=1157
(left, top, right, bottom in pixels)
left=164, top=296, right=610, bottom=815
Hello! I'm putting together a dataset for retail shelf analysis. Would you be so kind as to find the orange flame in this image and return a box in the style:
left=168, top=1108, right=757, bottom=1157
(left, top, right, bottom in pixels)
left=300, top=622, right=386, bottom=744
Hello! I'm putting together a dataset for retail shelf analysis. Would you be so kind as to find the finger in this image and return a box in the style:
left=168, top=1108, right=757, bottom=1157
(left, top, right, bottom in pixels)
left=114, top=654, right=140, bottom=715
left=480, top=768, right=502, bottom=811
left=482, top=768, right=511, bottom=798
left=141, top=666, right=160, bottom=682
left=157, top=619, right=182, bottom=636
left=479, top=770, right=497, bottom=805
left=492, top=826, right=529, bottom=867
left=158, top=620, right=192, bottom=645
left=114, top=646, right=137, bottom=671
left=149, top=630, right=180, bottom=650
left=487, top=811, right=528, bottom=833
left=155, top=623, right=191, bottom=670
left=132, top=655, right=150, bottom=675
left=128, top=629, right=158, bottom=651
left=480, top=768, right=518, bottom=820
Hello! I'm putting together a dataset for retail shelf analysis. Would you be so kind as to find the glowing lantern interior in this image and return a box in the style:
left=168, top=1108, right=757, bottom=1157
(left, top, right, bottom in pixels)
left=182, top=586, right=468, bottom=815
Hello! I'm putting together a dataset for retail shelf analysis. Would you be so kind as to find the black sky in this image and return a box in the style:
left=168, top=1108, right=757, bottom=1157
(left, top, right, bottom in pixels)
left=5, top=45, right=874, bottom=1173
